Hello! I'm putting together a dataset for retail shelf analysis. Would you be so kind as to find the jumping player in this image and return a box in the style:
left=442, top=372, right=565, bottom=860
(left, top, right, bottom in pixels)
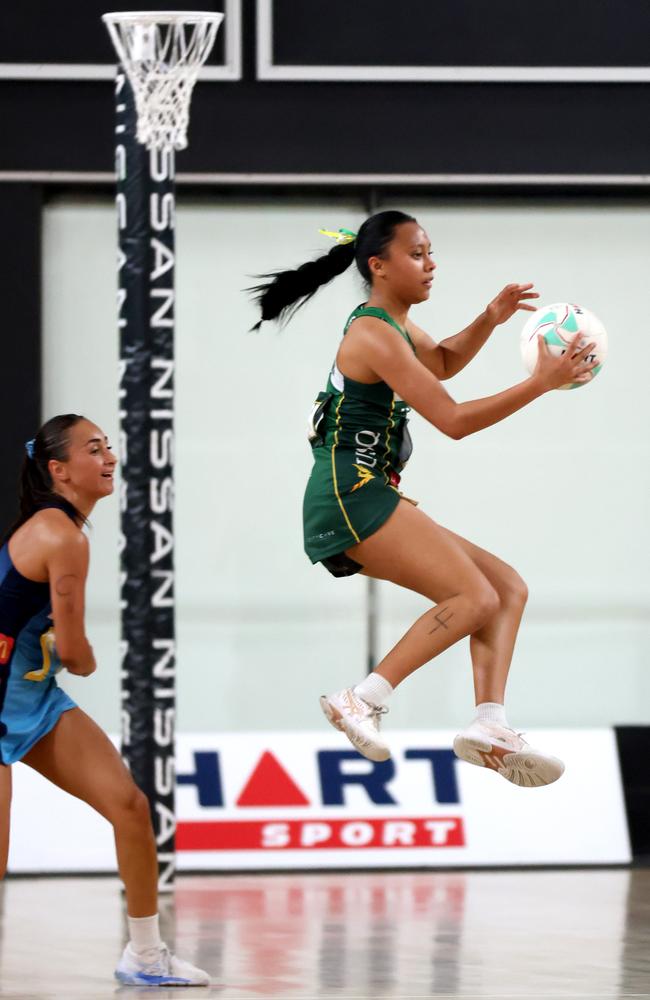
left=252, top=210, right=597, bottom=787
left=0, top=414, right=209, bottom=987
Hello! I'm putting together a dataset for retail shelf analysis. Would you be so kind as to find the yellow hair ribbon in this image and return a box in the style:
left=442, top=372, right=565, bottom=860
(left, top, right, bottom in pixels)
left=318, top=227, right=357, bottom=245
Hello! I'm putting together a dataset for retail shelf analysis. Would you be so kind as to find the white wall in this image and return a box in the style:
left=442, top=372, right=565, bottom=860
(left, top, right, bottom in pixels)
left=42, top=195, right=650, bottom=733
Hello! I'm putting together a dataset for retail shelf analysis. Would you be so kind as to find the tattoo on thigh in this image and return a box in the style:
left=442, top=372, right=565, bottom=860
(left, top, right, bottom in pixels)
left=429, top=607, right=454, bottom=633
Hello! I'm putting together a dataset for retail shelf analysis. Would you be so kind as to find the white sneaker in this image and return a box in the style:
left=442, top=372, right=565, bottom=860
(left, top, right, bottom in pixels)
left=453, top=720, right=564, bottom=787
left=115, top=942, right=210, bottom=987
left=320, top=688, right=391, bottom=762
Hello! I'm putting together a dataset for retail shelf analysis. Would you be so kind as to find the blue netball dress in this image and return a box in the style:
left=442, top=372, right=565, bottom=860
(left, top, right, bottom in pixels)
left=0, top=510, right=76, bottom=765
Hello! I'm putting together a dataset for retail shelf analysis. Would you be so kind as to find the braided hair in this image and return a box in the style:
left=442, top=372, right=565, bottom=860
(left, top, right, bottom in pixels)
left=250, top=209, right=416, bottom=329
left=2, top=414, right=88, bottom=543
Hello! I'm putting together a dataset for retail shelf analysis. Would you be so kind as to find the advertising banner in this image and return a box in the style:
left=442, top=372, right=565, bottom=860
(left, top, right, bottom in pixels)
left=7, top=729, right=630, bottom=873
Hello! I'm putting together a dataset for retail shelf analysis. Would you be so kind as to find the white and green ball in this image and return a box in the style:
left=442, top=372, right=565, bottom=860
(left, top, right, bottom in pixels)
left=520, top=302, right=607, bottom=390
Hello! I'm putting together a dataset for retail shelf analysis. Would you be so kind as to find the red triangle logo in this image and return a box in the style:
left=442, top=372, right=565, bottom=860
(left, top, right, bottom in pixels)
left=236, top=751, right=310, bottom=807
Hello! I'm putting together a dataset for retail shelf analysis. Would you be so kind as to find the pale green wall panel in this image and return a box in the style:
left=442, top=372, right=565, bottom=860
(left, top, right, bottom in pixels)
left=42, top=196, right=650, bottom=732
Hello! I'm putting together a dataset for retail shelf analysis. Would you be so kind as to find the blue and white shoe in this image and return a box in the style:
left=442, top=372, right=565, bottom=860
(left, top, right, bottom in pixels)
left=115, top=942, right=210, bottom=987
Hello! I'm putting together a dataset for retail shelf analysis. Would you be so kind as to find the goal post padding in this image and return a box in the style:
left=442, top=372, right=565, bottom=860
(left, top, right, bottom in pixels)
left=115, top=73, right=177, bottom=891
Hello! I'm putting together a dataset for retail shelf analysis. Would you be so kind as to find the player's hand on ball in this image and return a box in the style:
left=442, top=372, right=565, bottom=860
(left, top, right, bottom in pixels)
left=485, top=283, right=539, bottom=326
left=534, top=334, right=598, bottom=390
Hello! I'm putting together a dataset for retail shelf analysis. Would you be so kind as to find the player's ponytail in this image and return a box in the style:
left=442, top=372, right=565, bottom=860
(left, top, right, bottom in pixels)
left=2, top=414, right=88, bottom=543
left=249, top=241, right=356, bottom=330
left=250, top=209, right=416, bottom=329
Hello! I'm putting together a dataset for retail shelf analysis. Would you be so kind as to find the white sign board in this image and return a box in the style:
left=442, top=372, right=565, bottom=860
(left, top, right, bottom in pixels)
left=8, top=729, right=630, bottom=872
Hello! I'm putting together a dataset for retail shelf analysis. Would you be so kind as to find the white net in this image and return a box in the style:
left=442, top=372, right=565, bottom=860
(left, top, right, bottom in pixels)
left=103, top=11, right=223, bottom=151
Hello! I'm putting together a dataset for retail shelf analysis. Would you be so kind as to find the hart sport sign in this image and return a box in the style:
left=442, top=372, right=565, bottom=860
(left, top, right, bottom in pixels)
left=7, top=729, right=630, bottom=873
left=172, top=730, right=630, bottom=869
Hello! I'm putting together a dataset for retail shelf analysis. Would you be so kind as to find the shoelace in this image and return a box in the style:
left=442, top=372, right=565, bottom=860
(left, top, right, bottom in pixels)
left=351, top=694, right=389, bottom=718
left=347, top=694, right=389, bottom=726
left=366, top=704, right=388, bottom=728
left=141, top=944, right=171, bottom=974
left=502, top=726, right=528, bottom=745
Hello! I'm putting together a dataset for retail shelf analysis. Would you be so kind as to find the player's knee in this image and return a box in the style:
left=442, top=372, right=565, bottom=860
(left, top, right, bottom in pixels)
left=113, top=783, right=152, bottom=831
left=127, top=786, right=152, bottom=828
left=507, top=570, right=528, bottom=609
left=496, top=565, right=528, bottom=610
left=469, top=581, right=500, bottom=628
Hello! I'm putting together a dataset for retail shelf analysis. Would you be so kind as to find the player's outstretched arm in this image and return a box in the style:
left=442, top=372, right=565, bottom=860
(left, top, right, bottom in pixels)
left=358, top=321, right=597, bottom=440
left=409, top=283, right=539, bottom=380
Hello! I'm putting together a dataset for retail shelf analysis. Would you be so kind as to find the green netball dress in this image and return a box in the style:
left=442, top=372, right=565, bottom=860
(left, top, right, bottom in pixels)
left=303, top=305, right=415, bottom=566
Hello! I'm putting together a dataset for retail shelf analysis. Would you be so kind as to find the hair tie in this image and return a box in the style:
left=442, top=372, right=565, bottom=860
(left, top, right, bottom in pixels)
left=25, top=439, right=35, bottom=459
left=319, top=227, right=357, bottom=246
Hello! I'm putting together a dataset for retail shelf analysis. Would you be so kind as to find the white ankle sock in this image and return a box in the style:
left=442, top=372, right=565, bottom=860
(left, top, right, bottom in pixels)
left=353, top=673, right=394, bottom=708
left=128, top=913, right=162, bottom=954
left=475, top=702, right=508, bottom=727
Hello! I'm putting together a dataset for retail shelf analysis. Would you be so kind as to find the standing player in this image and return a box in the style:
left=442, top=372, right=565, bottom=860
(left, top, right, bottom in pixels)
left=0, top=414, right=209, bottom=986
left=252, top=210, right=597, bottom=787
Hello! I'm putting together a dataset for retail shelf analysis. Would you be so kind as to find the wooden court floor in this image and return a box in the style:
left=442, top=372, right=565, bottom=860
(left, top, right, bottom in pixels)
left=0, top=868, right=648, bottom=998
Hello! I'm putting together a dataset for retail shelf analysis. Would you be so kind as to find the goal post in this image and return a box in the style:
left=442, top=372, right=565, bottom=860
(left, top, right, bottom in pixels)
left=104, top=10, right=222, bottom=892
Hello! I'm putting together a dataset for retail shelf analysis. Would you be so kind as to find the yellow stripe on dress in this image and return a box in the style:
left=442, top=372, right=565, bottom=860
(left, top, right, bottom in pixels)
left=381, top=395, right=396, bottom=483
left=23, top=628, right=56, bottom=683
left=331, top=394, right=361, bottom=544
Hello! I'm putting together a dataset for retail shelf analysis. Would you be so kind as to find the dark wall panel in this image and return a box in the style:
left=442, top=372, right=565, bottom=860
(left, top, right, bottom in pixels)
left=0, top=81, right=649, bottom=176
left=616, top=727, right=650, bottom=861
left=272, top=0, right=650, bottom=68
left=0, top=0, right=648, bottom=177
left=0, top=1, right=226, bottom=67
left=0, top=186, right=41, bottom=536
